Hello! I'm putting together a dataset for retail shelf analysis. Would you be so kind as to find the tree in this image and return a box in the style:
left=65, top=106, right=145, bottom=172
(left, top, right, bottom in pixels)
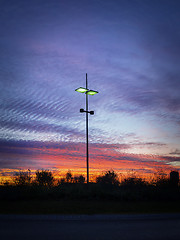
left=121, top=177, right=146, bottom=187
left=73, top=175, right=85, bottom=184
left=14, top=169, right=32, bottom=186
left=35, top=170, right=54, bottom=187
left=65, top=170, right=73, bottom=183
left=154, top=170, right=169, bottom=187
left=78, top=175, right=85, bottom=184
left=96, top=170, right=119, bottom=185
left=58, top=178, right=66, bottom=185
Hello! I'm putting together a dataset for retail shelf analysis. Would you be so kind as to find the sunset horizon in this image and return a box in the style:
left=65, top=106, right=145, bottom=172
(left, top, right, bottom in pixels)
left=0, top=0, right=180, bottom=182
left=0, top=138, right=179, bottom=183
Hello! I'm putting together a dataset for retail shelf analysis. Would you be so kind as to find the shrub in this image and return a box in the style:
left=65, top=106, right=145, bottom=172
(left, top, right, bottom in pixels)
left=65, top=170, right=73, bottom=183
left=96, top=170, right=120, bottom=185
left=14, top=169, right=32, bottom=186
left=153, top=170, right=170, bottom=187
left=35, top=170, right=54, bottom=187
left=73, top=175, right=85, bottom=184
left=121, top=177, right=146, bottom=187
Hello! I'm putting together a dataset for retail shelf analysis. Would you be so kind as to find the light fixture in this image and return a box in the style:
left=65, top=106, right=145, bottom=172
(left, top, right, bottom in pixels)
left=86, top=90, right=98, bottom=95
left=75, top=87, right=88, bottom=93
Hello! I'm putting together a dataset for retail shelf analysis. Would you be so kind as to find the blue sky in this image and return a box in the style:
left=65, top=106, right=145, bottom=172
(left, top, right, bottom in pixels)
left=0, top=0, right=180, bottom=177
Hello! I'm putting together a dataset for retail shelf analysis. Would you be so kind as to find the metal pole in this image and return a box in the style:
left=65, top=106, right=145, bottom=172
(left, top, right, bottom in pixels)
left=86, top=73, right=89, bottom=185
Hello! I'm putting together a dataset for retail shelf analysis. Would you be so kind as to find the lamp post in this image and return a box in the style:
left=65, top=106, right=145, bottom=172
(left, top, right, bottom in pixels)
left=75, top=73, right=98, bottom=185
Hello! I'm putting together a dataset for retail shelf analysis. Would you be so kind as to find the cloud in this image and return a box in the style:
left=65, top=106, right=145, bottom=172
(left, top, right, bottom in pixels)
left=0, top=0, right=179, bottom=175
left=0, top=140, right=179, bottom=173
left=169, top=149, right=180, bottom=156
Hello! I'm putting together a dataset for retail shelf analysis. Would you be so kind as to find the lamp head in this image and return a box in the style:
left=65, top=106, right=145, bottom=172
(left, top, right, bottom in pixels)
left=75, top=87, right=88, bottom=93
left=86, top=90, right=98, bottom=95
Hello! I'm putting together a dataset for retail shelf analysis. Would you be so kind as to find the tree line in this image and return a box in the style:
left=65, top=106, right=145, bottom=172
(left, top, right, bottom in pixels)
left=0, top=169, right=179, bottom=202
left=9, top=169, right=180, bottom=188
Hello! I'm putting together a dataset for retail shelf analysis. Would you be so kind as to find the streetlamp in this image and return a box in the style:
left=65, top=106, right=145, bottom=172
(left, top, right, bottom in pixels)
left=75, top=73, right=98, bottom=185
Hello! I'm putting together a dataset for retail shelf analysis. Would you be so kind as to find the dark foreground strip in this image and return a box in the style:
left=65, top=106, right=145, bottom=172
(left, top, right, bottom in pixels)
left=0, top=213, right=180, bottom=222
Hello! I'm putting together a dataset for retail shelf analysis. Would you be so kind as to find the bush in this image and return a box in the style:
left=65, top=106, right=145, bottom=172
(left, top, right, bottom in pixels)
left=35, top=170, right=54, bottom=187
left=121, top=177, right=146, bottom=187
left=65, top=170, right=73, bottom=183
left=96, top=170, right=120, bottom=185
left=73, top=175, right=85, bottom=184
left=14, top=169, right=32, bottom=186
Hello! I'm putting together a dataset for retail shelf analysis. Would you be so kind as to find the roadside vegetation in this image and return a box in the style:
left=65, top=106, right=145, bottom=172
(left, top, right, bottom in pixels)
left=0, top=169, right=179, bottom=202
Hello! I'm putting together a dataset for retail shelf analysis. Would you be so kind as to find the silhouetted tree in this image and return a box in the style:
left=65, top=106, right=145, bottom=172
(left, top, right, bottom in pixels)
left=96, top=170, right=119, bottom=185
left=65, top=170, right=73, bottom=183
left=78, top=175, right=85, bottom=184
left=154, top=170, right=170, bottom=187
left=3, top=180, right=10, bottom=186
left=35, top=170, right=54, bottom=187
left=73, top=175, right=85, bottom=184
left=14, top=169, right=32, bottom=186
left=121, top=177, right=146, bottom=187
left=170, top=171, right=179, bottom=187
left=73, top=176, right=79, bottom=183
left=58, top=178, right=66, bottom=185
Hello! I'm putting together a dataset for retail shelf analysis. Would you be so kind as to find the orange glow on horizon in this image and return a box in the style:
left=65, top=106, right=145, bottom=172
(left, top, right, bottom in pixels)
left=0, top=142, right=179, bottom=183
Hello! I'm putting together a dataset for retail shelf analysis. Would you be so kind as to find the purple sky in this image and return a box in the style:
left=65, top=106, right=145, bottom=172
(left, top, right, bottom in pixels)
left=0, top=0, right=180, bottom=176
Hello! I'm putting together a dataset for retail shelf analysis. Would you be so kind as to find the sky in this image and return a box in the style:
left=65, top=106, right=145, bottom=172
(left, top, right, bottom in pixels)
left=0, top=0, right=180, bottom=180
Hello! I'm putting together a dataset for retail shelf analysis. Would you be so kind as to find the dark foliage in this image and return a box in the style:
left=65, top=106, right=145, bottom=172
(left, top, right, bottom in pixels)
left=14, top=169, right=32, bottom=186
left=96, top=170, right=120, bottom=185
left=35, top=170, right=54, bottom=187
left=0, top=169, right=179, bottom=202
left=73, top=175, right=85, bottom=184
left=121, top=177, right=146, bottom=187
left=65, top=170, right=73, bottom=183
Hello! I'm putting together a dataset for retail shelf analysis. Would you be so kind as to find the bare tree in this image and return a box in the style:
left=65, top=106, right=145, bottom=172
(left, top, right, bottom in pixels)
left=14, top=169, right=32, bottom=186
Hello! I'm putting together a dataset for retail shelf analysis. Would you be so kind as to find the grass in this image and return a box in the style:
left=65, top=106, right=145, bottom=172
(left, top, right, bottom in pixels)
left=0, top=199, right=180, bottom=215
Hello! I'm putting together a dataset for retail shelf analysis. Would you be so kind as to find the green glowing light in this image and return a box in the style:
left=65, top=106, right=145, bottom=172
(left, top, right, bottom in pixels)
left=75, top=87, right=89, bottom=93
left=86, top=90, right=99, bottom=95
